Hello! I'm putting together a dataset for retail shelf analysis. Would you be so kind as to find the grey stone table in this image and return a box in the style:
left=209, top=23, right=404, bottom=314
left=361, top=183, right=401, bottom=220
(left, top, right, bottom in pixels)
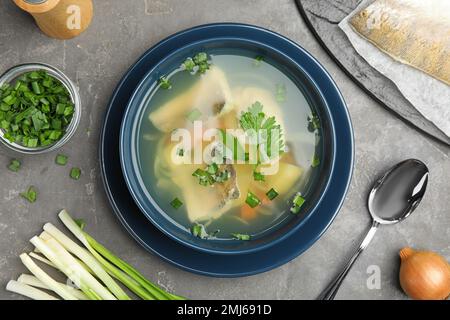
left=0, top=0, right=448, bottom=300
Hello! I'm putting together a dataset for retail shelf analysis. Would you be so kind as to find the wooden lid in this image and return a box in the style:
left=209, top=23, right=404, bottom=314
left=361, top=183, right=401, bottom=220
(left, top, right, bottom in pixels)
left=13, top=0, right=60, bottom=14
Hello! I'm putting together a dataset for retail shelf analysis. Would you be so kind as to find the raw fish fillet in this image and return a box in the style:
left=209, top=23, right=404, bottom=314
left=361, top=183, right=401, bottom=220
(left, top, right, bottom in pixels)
left=350, top=0, right=450, bottom=85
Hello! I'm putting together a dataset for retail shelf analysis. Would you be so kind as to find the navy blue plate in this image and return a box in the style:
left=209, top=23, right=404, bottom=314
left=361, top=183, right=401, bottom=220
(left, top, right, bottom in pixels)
left=100, top=23, right=354, bottom=276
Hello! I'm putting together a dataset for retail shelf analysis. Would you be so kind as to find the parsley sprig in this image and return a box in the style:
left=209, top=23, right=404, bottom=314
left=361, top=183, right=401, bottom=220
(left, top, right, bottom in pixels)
left=239, top=102, right=285, bottom=181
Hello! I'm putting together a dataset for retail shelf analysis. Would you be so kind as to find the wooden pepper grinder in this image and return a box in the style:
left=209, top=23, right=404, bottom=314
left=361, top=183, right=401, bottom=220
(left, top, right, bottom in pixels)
left=13, top=0, right=93, bottom=40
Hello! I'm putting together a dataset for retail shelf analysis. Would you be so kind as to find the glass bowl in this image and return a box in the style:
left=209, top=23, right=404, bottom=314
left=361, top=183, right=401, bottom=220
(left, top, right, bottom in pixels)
left=0, top=63, right=81, bottom=154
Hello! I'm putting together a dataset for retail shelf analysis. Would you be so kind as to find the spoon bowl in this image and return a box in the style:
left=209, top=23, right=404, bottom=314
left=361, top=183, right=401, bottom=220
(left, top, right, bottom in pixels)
left=368, top=159, right=429, bottom=224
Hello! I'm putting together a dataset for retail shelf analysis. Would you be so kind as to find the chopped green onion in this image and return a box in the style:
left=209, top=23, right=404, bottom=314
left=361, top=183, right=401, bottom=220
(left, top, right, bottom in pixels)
left=231, top=233, right=250, bottom=241
left=253, top=170, right=265, bottom=181
left=21, top=186, right=37, bottom=203
left=8, top=159, right=21, bottom=172
left=70, top=167, right=81, bottom=180
left=55, top=154, right=68, bottom=165
left=170, top=198, right=183, bottom=209
left=253, top=55, right=264, bottom=67
left=266, top=188, right=279, bottom=201
left=307, top=114, right=320, bottom=132
left=290, top=193, right=305, bottom=214
left=191, top=224, right=209, bottom=239
left=177, top=148, right=184, bottom=157
left=245, top=191, right=261, bottom=208
left=312, top=155, right=320, bottom=168
left=0, top=70, right=74, bottom=148
left=186, top=108, right=202, bottom=123
left=206, top=162, right=219, bottom=175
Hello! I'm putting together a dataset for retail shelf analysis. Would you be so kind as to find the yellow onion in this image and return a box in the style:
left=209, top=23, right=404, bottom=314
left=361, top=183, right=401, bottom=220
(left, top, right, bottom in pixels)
left=399, top=247, right=450, bottom=300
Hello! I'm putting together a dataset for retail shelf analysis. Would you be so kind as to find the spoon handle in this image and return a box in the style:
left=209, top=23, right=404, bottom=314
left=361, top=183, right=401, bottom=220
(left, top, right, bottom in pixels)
left=317, top=221, right=379, bottom=300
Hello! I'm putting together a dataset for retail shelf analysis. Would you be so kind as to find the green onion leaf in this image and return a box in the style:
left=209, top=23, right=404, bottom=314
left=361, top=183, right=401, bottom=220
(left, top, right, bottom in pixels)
left=266, top=188, right=279, bottom=201
left=70, top=167, right=81, bottom=180
left=245, top=191, right=261, bottom=208
left=253, top=55, right=264, bottom=67
left=290, top=193, right=305, bottom=214
left=55, top=154, right=68, bottom=165
left=307, top=114, right=320, bottom=132
left=8, top=159, right=21, bottom=172
left=231, top=233, right=251, bottom=241
left=21, top=186, right=37, bottom=203
left=170, top=197, right=183, bottom=209
left=206, top=162, right=219, bottom=175
left=191, top=223, right=209, bottom=239
left=253, top=170, right=265, bottom=181
left=312, top=155, right=320, bottom=168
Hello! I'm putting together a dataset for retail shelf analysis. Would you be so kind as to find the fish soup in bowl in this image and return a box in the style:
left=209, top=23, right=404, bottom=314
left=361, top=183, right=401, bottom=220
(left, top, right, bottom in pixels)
left=121, top=41, right=334, bottom=254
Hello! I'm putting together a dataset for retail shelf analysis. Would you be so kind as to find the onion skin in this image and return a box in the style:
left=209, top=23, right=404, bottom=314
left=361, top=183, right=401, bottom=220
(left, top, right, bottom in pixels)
left=399, top=247, right=450, bottom=300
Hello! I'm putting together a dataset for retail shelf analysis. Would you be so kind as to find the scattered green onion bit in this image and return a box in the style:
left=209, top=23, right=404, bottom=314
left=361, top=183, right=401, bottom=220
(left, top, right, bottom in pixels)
left=70, top=167, right=81, bottom=180
left=191, top=223, right=209, bottom=239
left=8, top=159, right=21, bottom=172
left=307, top=114, right=321, bottom=132
left=206, top=162, right=219, bottom=175
left=186, top=108, right=202, bottom=123
left=253, top=55, right=264, bottom=67
left=253, top=170, right=265, bottom=182
left=0, top=70, right=74, bottom=148
left=312, top=154, right=320, bottom=168
left=290, top=192, right=305, bottom=214
left=266, top=188, right=279, bottom=201
left=192, top=163, right=230, bottom=186
left=177, top=148, right=184, bottom=157
left=55, top=153, right=68, bottom=165
left=245, top=191, right=261, bottom=208
left=170, top=197, right=183, bottom=209
left=158, top=77, right=171, bottom=90
left=20, top=186, right=37, bottom=203
left=231, top=233, right=250, bottom=241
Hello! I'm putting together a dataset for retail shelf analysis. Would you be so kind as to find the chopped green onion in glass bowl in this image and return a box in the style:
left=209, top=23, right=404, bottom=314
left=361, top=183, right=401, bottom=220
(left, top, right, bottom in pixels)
left=0, top=63, right=81, bottom=154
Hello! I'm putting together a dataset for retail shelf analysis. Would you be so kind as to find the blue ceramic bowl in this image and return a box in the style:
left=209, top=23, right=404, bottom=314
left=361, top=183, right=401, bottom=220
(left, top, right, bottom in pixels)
left=120, top=24, right=347, bottom=255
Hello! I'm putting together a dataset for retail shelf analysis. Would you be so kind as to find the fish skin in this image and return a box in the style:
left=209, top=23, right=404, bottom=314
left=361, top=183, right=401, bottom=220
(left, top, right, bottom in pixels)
left=350, top=0, right=450, bottom=85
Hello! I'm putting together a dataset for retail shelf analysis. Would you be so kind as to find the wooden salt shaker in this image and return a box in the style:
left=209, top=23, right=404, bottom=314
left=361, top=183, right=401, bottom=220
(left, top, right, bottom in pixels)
left=13, top=0, right=93, bottom=40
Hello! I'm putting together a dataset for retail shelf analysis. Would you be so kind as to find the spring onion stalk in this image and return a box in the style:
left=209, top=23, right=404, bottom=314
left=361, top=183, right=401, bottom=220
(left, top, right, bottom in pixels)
left=58, top=212, right=155, bottom=300
left=29, top=252, right=55, bottom=268
left=30, top=249, right=94, bottom=276
left=43, top=223, right=130, bottom=300
left=85, top=233, right=184, bottom=300
left=17, top=274, right=87, bottom=300
left=6, top=280, right=58, bottom=300
left=20, top=253, right=78, bottom=300
left=30, top=236, right=112, bottom=300
left=59, top=210, right=183, bottom=300
left=42, top=236, right=117, bottom=300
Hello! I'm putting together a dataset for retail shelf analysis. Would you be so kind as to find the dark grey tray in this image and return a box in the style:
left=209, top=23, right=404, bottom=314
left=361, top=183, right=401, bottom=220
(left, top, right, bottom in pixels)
left=296, top=0, right=450, bottom=146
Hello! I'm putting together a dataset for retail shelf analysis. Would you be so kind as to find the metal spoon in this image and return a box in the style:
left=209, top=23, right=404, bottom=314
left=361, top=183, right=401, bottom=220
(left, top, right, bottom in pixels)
left=318, top=159, right=429, bottom=300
